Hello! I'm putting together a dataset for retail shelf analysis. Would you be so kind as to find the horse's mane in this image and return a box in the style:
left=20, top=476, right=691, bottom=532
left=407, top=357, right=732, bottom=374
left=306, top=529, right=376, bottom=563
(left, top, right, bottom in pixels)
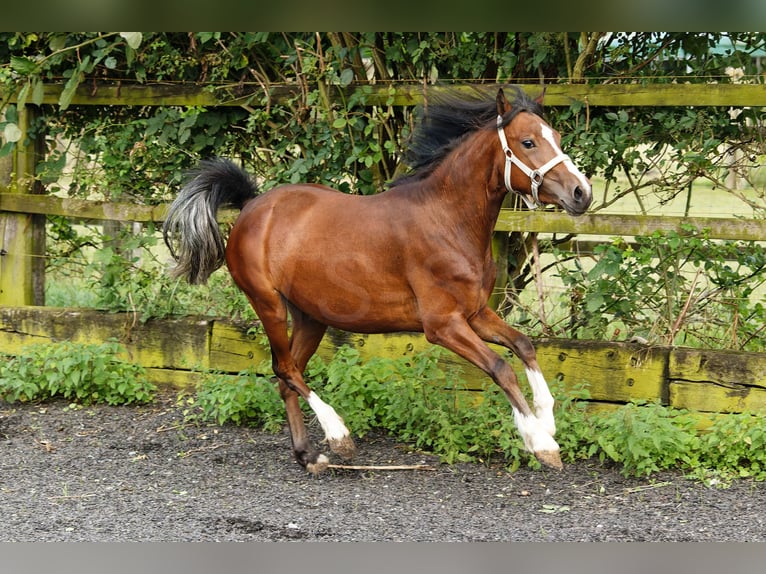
left=389, top=86, right=544, bottom=188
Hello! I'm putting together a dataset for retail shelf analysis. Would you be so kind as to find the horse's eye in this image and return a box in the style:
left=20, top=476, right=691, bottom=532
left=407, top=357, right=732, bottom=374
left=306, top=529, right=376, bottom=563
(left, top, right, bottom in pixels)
left=522, top=140, right=535, bottom=149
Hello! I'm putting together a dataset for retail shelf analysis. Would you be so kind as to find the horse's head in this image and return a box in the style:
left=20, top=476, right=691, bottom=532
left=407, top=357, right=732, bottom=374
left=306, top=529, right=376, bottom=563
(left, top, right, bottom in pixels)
left=495, top=88, right=592, bottom=216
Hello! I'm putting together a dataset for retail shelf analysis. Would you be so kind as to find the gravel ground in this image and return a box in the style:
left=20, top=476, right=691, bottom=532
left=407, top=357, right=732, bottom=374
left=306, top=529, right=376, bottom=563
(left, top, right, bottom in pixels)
left=1, top=391, right=765, bottom=542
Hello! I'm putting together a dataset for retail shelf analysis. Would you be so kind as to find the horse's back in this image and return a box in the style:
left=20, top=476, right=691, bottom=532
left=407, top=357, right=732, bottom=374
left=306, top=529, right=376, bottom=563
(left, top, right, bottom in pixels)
left=233, top=183, right=400, bottom=253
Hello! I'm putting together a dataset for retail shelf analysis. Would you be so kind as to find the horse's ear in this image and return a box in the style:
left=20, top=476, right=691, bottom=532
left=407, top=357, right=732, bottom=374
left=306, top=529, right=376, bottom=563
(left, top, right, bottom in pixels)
left=496, top=88, right=511, bottom=116
left=535, top=86, right=547, bottom=109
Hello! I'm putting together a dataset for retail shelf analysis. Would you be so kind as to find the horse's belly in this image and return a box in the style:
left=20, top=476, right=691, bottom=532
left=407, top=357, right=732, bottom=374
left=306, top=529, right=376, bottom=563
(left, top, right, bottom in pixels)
left=275, top=254, right=421, bottom=332
left=287, top=279, right=422, bottom=333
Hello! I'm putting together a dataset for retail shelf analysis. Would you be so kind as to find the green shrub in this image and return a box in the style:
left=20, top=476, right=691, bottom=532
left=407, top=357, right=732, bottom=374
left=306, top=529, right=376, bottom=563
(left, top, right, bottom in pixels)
left=193, top=370, right=285, bottom=433
left=697, top=412, right=766, bottom=480
left=189, top=345, right=766, bottom=482
left=0, top=341, right=155, bottom=405
left=554, top=228, right=766, bottom=351
left=587, top=401, right=701, bottom=477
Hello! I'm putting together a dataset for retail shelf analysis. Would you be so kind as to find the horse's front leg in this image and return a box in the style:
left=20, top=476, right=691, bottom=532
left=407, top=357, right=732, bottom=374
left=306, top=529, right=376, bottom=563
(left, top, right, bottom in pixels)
left=422, top=312, right=561, bottom=470
left=469, top=307, right=556, bottom=438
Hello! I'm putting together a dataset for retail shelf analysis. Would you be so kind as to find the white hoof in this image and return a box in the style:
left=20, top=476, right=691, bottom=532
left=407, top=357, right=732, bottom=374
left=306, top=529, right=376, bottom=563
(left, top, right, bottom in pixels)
left=307, top=454, right=330, bottom=475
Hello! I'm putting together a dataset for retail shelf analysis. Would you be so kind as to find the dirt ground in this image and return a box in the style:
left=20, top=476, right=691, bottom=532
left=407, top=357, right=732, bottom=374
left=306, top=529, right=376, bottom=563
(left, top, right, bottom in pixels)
left=1, top=391, right=764, bottom=542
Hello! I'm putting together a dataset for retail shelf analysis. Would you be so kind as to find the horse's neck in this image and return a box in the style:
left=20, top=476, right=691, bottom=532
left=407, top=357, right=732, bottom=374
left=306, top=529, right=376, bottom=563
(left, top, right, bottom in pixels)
left=428, top=150, right=506, bottom=250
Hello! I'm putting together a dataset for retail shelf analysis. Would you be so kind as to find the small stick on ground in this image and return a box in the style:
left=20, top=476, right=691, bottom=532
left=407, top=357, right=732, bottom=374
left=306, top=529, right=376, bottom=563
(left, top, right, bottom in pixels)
left=327, top=463, right=437, bottom=471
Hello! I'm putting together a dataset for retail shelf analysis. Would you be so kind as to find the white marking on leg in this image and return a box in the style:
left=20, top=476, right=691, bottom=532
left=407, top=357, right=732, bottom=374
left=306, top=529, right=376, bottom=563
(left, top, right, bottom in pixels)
left=526, top=368, right=556, bottom=437
left=307, top=391, right=350, bottom=443
left=512, top=406, right=560, bottom=454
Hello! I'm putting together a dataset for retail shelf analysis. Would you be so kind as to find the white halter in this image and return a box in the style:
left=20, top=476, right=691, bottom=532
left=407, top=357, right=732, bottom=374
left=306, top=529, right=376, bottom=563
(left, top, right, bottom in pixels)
left=496, top=114, right=571, bottom=210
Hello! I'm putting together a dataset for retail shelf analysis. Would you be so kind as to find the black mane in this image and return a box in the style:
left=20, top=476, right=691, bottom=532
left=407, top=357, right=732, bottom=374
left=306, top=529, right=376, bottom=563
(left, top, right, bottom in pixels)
left=389, top=86, right=544, bottom=188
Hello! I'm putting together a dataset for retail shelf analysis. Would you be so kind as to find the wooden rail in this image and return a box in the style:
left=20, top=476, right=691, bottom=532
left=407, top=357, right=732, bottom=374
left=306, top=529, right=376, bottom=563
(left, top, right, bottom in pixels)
left=5, top=81, right=766, bottom=108
left=2, top=192, right=765, bottom=242
left=2, top=306, right=765, bottom=415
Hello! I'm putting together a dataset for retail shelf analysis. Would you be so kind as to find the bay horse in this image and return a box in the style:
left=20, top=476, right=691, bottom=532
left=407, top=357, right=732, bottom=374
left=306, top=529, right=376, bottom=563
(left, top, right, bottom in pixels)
left=163, top=86, right=592, bottom=473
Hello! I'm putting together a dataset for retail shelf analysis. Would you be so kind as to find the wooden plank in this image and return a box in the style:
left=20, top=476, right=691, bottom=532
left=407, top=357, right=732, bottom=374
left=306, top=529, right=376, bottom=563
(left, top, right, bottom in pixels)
left=0, top=193, right=240, bottom=224
left=534, top=339, right=669, bottom=404
left=317, top=329, right=493, bottom=389
left=208, top=321, right=271, bottom=372
left=144, top=368, right=202, bottom=389
left=669, top=381, right=766, bottom=414
left=668, top=347, right=766, bottom=412
left=364, top=83, right=766, bottom=108
left=669, top=347, right=766, bottom=388
left=0, top=306, right=212, bottom=371
left=6, top=82, right=766, bottom=108
left=495, top=210, right=766, bottom=242
left=0, top=192, right=171, bottom=223
left=539, top=83, right=766, bottom=108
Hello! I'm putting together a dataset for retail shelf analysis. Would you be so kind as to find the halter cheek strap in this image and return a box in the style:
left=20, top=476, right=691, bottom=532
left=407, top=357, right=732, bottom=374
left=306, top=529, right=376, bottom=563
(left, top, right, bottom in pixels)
left=496, top=115, right=571, bottom=210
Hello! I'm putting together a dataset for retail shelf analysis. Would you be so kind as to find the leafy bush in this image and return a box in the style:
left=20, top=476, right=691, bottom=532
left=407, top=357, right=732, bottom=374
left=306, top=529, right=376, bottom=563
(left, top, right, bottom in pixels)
left=587, top=401, right=702, bottom=477
left=192, top=370, right=285, bottom=433
left=189, top=344, right=766, bottom=482
left=697, top=413, right=766, bottom=481
left=554, top=227, right=766, bottom=351
left=0, top=341, right=155, bottom=405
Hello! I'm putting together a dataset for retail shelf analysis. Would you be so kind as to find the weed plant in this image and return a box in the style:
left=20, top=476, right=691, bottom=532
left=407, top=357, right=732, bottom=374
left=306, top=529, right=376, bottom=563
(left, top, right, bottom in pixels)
left=3, top=340, right=766, bottom=482
left=0, top=341, right=156, bottom=405
left=189, top=344, right=766, bottom=482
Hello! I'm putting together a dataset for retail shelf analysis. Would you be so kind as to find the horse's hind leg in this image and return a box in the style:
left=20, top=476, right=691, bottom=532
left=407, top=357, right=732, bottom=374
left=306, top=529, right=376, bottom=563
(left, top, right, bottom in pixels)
left=252, top=293, right=356, bottom=472
left=283, top=306, right=357, bottom=472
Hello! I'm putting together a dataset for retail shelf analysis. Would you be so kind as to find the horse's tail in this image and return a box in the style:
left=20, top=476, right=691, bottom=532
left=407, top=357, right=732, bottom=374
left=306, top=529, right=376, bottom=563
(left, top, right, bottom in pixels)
left=162, top=158, right=258, bottom=285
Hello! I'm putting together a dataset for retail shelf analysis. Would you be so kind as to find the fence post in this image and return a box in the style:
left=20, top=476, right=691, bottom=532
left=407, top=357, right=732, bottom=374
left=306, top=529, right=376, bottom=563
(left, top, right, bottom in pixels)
left=0, top=104, right=45, bottom=306
left=488, top=231, right=509, bottom=311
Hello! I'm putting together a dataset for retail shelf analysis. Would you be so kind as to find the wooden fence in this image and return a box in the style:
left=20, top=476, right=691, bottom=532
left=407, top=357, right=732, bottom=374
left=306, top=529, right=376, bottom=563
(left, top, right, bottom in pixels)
left=2, top=82, right=766, bottom=414
left=2, top=305, right=765, bottom=415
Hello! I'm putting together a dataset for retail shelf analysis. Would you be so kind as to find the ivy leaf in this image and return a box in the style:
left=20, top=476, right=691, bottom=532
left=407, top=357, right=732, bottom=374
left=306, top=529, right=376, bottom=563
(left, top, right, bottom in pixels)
left=339, top=68, right=355, bottom=87
left=59, top=71, right=81, bottom=110
left=10, top=55, right=38, bottom=75
left=119, top=32, right=143, bottom=50
left=3, top=123, right=23, bottom=143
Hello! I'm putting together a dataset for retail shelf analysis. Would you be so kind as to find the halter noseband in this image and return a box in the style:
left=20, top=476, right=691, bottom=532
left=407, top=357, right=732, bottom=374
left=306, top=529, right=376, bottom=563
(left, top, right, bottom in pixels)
left=496, top=115, right=571, bottom=210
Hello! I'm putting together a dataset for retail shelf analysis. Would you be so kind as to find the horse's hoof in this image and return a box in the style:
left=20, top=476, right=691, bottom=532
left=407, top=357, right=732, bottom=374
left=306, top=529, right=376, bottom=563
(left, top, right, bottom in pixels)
left=535, top=450, right=563, bottom=470
left=328, top=436, right=357, bottom=460
left=306, top=454, right=330, bottom=475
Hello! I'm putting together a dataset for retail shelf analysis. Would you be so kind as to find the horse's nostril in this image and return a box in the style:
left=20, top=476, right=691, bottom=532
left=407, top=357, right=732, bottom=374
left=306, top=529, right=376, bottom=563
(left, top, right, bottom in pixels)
left=574, top=186, right=583, bottom=202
